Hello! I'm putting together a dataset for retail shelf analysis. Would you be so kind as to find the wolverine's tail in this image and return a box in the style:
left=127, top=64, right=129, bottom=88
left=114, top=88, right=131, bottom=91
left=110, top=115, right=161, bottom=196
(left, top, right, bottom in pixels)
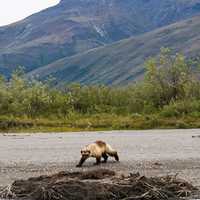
left=106, top=144, right=119, bottom=161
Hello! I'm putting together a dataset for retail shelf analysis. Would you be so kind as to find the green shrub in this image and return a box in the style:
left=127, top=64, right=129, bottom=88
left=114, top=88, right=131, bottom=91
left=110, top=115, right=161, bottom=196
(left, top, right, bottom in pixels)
left=0, top=49, right=200, bottom=122
left=160, top=100, right=200, bottom=117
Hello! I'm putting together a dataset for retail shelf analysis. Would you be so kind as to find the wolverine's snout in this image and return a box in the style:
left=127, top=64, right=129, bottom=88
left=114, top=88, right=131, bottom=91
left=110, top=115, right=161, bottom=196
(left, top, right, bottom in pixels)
left=81, top=150, right=90, bottom=156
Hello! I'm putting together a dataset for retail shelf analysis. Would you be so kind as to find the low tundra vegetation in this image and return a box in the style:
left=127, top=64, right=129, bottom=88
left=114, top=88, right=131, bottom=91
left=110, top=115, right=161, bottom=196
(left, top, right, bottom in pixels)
left=1, top=48, right=200, bottom=132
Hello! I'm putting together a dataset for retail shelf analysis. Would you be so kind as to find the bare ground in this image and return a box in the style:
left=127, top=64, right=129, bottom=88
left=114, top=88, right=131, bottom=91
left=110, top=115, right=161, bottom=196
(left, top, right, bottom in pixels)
left=0, top=129, right=200, bottom=190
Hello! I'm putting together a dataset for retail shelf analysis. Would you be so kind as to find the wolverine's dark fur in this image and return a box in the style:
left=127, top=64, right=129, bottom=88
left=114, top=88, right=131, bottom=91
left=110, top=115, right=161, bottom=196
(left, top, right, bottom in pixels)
left=95, top=140, right=106, bottom=148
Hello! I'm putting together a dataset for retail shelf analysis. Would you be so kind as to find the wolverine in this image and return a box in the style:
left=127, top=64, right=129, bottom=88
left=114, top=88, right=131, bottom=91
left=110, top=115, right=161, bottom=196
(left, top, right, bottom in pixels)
left=76, top=140, right=119, bottom=167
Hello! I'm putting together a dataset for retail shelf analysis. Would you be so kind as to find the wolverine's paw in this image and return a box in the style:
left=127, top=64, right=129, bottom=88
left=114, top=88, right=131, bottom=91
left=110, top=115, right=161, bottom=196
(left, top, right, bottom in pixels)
left=114, top=155, right=119, bottom=162
left=93, top=163, right=101, bottom=166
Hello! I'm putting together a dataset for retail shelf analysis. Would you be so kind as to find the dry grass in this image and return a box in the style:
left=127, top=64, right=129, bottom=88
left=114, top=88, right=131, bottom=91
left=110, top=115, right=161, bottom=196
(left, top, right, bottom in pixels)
left=0, top=114, right=200, bottom=133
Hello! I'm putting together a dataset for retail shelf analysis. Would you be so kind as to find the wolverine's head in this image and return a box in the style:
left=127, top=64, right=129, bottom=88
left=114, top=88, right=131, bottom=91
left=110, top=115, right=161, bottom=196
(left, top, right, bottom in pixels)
left=81, top=149, right=91, bottom=157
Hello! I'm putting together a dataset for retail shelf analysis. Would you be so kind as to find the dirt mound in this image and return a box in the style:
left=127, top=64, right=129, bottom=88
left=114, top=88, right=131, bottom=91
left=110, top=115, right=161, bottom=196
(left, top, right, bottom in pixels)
left=0, top=169, right=198, bottom=200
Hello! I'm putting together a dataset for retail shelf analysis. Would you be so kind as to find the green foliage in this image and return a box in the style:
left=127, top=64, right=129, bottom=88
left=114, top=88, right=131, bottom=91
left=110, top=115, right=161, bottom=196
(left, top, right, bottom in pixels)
left=160, top=100, right=200, bottom=117
left=143, top=48, right=200, bottom=107
left=1, top=49, right=200, bottom=129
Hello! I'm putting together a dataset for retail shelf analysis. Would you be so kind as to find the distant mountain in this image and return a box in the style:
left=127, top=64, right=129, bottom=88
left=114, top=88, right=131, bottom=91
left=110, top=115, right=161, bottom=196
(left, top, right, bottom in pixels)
left=1, top=0, right=200, bottom=79
left=29, top=15, right=200, bottom=86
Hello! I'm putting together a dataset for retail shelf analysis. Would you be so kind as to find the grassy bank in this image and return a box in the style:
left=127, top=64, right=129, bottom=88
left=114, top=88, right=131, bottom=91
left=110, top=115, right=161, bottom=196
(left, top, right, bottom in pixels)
left=1, top=114, right=200, bottom=133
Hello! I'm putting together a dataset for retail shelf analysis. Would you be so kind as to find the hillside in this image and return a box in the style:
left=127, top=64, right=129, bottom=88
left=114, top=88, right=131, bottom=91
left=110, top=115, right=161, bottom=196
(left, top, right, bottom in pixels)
left=1, top=0, right=200, bottom=77
left=29, top=15, right=200, bottom=85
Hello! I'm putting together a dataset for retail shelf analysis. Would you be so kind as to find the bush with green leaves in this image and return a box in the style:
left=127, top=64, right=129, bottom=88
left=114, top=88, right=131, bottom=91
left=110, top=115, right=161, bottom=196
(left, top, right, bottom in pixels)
left=0, top=49, right=200, bottom=119
left=142, top=48, right=200, bottom=108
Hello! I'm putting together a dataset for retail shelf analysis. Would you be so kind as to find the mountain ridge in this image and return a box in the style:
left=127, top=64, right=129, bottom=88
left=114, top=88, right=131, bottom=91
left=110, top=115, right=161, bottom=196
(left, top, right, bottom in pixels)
left=28, top=14, right=200, bottom=85
left=1, top=0, right=200, bottom=84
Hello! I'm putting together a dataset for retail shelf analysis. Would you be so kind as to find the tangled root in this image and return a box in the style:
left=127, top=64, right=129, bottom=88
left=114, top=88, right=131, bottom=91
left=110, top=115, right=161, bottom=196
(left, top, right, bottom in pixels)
left=0, top=169, right=198, bottom=200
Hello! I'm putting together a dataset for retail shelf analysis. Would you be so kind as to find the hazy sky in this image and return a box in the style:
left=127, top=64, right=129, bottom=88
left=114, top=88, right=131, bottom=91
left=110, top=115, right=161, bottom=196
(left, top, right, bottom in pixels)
left=0, top=0, right=60, bottom=26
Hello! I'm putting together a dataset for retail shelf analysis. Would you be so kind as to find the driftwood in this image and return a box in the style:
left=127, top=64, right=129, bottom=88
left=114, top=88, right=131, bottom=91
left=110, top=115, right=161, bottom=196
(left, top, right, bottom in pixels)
left=0, top=169, right=198, bottom=200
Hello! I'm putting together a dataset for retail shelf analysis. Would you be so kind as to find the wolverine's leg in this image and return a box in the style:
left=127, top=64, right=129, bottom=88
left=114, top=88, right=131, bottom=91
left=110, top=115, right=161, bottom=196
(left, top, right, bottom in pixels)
left=102, top=153, right=108, bottom=163
left=76, top=156, right=88, bottom=167
left=94, top=156, right=101, bottom=165
left=114, top=153, right=119, bottom=161
left=108, top=152, right=119, bottom=162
